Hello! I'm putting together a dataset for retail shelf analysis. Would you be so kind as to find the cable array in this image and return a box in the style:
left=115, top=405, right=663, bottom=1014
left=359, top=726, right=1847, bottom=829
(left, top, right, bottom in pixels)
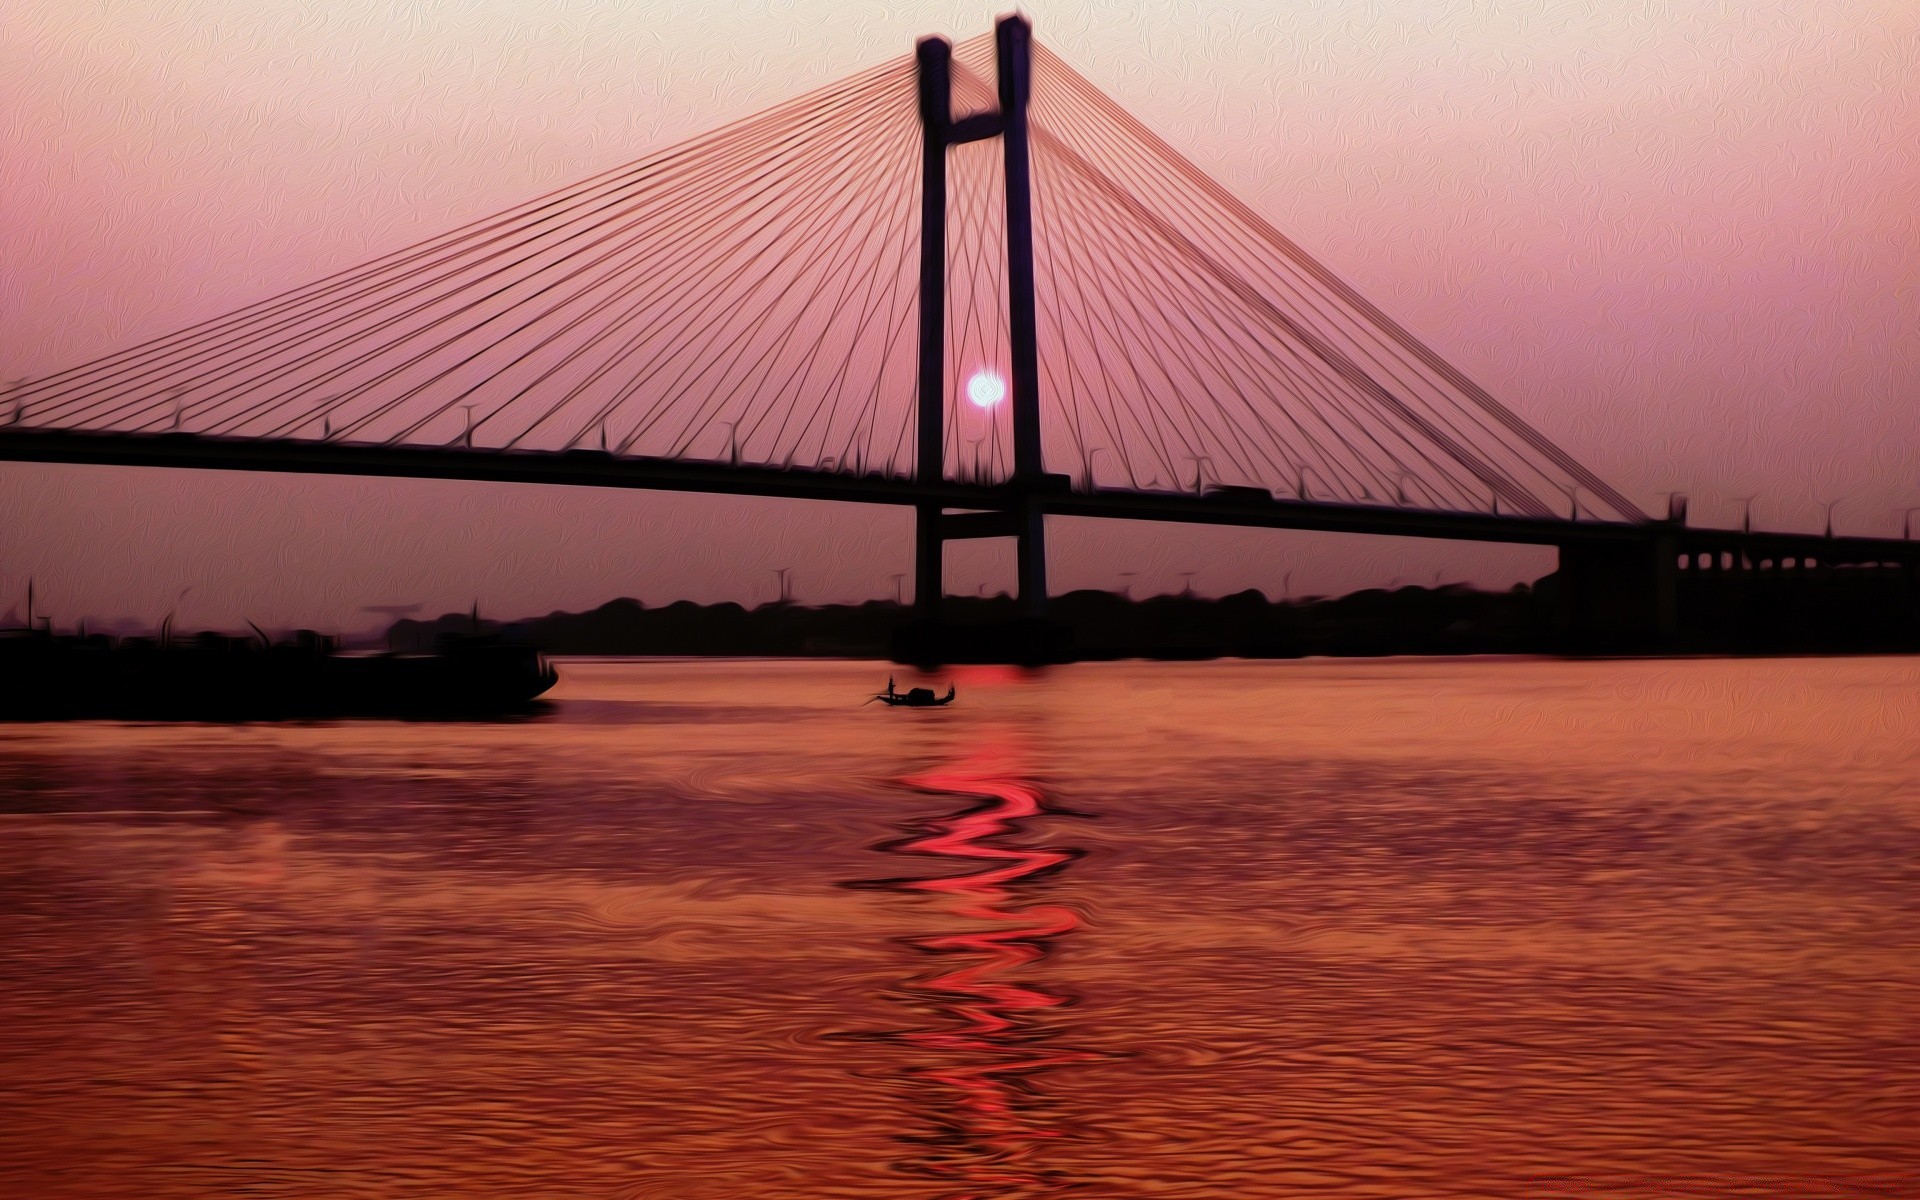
left=10, top=32, right=1639, bottom=522
left=952, top=39, right=1644, bottom=520
left=13, top=56, right=926, bottom=476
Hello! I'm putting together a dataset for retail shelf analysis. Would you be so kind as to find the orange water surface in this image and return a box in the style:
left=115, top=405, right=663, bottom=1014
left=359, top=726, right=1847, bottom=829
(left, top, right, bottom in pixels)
left=1, top=657, right=1916, bottom=1198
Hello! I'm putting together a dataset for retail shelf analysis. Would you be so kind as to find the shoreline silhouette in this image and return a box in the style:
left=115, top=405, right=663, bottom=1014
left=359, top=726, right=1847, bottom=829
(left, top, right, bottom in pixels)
left=378, top=570, right=1920, bottom=662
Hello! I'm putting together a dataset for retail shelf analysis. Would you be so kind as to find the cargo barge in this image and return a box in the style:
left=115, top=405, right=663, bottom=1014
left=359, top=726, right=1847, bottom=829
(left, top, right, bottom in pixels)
left=0, top=628, right=557, bottom=720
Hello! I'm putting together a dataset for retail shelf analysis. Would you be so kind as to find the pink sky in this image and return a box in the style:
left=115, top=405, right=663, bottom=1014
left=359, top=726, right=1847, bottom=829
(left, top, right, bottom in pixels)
left=2, top=0, right=1916, bottom=630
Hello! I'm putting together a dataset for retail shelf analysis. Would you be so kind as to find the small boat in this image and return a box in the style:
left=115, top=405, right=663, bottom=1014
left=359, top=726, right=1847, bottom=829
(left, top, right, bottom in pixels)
left=868, top=676, right=955, bottom=707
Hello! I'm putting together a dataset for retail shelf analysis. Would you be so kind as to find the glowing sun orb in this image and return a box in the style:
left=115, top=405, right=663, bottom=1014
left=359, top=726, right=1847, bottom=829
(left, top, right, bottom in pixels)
left=966, top=371, right=1007, bottom=409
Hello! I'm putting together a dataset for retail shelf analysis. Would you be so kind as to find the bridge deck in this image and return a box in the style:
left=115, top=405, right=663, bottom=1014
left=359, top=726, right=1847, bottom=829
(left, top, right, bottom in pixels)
left=5, top=429, right=1914, bottom=564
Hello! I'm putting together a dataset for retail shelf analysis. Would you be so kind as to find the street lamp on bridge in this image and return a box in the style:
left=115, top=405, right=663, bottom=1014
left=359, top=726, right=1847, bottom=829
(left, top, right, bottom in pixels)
left=1900, top=506, right=1920, bottom=541
left=1183, top=454, right=1213, bottom=494
left=1081, top=445, right=1105, bottom=491
left=1732, top=495, right=1757, bottom=534
left=966, top=432, right=988, bottom=484
left=1293, top=464, right=1319, bottom=501
left=1556, top=483, right=1579, bottom=521
left=310, top=395, right=343, bottom=441
left=1821, top=499, right=1839, bottom=538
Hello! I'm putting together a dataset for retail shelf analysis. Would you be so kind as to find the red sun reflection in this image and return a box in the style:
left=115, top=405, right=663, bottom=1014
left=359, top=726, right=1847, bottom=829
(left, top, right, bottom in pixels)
left=878, top=736, right=1095, bottom=1195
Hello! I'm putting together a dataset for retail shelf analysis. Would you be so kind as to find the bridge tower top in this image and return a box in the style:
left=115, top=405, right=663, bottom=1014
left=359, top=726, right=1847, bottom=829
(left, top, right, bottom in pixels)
left=914, top=14, right=1043, bottom=488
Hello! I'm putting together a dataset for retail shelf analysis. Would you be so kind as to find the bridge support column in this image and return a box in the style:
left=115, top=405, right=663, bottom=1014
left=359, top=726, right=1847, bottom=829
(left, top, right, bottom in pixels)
left=896, top=17, right=1058, bottom=661
left=914, top=503, right=943, bottom=614
left=913, top=37, right=952, bottom=617
left=999, top=15, right=1048, bottom=621
left=998, top=15, right=1043, bottom=485
left=1016, top=498, right=1047, bottom=618
left=1553, top=534, right=1678, bottom=651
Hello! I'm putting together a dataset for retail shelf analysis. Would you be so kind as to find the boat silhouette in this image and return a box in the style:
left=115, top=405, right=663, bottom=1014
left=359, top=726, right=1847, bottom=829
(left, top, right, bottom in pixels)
left=868, top=677, right=956, bottom=708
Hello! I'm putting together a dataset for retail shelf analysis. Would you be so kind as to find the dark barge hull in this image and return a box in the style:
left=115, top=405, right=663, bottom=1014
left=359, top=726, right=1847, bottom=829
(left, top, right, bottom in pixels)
left=0, top=638, right=558, bottom=721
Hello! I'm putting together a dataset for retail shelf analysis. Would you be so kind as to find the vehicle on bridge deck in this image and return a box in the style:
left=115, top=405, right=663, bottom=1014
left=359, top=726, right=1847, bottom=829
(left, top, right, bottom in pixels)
left=1203, top=484, right=1275, bottom=504
left=868, top=678, right=956, bottom=707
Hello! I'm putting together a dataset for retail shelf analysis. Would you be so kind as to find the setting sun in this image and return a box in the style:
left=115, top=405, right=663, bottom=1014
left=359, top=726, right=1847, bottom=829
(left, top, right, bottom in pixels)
left=966, top=371, right=1006, bottom=409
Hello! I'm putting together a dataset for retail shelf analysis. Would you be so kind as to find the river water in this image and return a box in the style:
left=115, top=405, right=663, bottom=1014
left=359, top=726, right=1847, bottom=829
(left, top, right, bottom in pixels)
left=1, top=657, right=1917, bottom=1198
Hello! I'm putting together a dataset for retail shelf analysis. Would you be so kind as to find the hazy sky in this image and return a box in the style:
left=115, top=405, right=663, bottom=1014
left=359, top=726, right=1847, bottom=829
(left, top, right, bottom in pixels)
left=3, top=0, right=1916, bottom=629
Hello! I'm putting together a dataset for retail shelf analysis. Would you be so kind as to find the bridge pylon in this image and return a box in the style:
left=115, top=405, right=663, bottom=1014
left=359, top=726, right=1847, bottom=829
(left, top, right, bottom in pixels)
left=1552, top=533, right=1680, bottom=651
left=910, top=16, right=1051, bottom=634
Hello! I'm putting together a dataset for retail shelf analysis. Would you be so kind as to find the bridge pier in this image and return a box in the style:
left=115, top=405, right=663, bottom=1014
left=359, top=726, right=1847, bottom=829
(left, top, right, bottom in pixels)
left=913, top=502, right=943, bottom=616
left=1552, top=534, right=1678, bottom=651
left=1015, top=498, right=1048, bottom=617
left=901, top=496, right=1060, bottom=664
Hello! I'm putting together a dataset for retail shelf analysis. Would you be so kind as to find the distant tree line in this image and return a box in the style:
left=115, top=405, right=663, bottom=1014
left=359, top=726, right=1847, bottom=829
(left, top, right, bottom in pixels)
left=386, top=583, right=1554, bottom=659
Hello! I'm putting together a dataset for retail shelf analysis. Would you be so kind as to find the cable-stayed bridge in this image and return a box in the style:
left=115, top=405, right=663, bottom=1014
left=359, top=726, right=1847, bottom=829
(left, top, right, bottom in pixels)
left=4, top=17, right=1914, bottom=651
